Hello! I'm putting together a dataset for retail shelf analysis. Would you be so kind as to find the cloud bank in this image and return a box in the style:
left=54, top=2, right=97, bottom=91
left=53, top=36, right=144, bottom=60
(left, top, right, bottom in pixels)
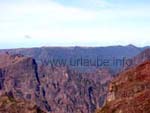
left=0, top=0, right=150, bottom=48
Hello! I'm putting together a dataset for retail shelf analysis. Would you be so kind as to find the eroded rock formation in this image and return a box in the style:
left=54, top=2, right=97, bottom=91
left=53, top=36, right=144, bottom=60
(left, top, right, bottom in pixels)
left=96, top=61, right=150, bottom=113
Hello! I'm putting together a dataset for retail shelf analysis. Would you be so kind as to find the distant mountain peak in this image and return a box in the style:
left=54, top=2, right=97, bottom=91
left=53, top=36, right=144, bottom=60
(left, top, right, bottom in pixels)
left=127, top=44, right=137, bottom=48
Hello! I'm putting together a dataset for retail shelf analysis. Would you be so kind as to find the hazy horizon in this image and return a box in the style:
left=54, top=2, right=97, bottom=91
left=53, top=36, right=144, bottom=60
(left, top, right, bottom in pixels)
left=0, top=44, right=149, bottom=50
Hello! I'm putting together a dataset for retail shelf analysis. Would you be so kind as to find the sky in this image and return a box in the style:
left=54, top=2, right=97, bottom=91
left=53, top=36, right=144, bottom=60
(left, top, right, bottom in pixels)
left=0, top=0, right=150, bottom=49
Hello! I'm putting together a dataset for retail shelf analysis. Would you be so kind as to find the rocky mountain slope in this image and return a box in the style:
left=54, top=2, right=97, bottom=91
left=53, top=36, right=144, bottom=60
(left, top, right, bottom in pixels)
left=0, top=53, right=51, bottom=112
left=124, top=48, right=150, bottom=70
left=38, top=66, right=112, bottom=113
left=0, top=47, right=149, bottom=113
left=0, top=94, right=45, bottom=113
left=0, top=53, right=113, bottom=113
left=96, top=61, right=150, bottom=113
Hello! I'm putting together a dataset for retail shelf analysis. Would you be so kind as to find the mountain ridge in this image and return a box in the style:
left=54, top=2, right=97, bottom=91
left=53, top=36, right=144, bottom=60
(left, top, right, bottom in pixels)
left=96, top=61, right=150, bottom=113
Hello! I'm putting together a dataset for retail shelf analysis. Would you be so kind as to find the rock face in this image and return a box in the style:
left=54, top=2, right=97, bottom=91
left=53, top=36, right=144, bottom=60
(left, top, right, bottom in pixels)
left=1, top=48, right=150, bottom=113
left=0, top=53, right=113, bottom=113
left=96, top=61, right=150, bottom=113
left=0, top=53, right=38, bottom=101
left=0, top=53, right=51, bottom=112
left=0, top=94, right=46, bottom=113
left=38, top=66, right=113, bottom=113
left=0, top=48, right=150, bottom=113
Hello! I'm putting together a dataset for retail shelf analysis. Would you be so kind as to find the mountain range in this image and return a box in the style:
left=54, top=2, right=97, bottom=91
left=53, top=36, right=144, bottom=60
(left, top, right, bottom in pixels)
left=0, top=45, right=149, bottom=113
left=0, top=45, right=146, bottom=73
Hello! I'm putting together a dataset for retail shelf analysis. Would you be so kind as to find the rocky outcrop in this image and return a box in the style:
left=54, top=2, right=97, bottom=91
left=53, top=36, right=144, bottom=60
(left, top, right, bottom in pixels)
left=0, top=53, right=51, bottom=112
left=0, top=53, right=113, bottom=113
left=1, top=47, right=150, bottom=113
left=38, top=66, right=113, bottom=113
left=0, top=93, right=46, bottom=113
left=96, top=61, right=150, bottom=113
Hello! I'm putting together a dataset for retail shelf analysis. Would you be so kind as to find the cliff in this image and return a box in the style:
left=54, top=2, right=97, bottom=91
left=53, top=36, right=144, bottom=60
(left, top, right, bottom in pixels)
left=96, top=61, right=150, bottom=113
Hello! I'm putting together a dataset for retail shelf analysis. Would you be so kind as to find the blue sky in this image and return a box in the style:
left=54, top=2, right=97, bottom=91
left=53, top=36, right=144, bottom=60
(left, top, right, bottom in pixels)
left=0, top=0, right=150, bottom=49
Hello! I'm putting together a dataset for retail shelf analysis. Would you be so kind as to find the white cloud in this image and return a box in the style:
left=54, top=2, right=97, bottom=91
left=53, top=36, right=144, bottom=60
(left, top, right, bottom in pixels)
left=0, top=0, right=150, bottom=48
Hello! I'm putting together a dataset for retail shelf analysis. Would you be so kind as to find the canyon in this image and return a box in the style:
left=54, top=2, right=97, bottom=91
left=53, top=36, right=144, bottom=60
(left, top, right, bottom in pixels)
left=0, top=45, right=149, bottom=113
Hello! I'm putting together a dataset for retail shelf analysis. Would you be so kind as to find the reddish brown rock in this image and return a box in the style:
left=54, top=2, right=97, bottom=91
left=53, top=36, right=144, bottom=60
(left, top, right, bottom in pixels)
left=0, top=53, right=113, bottom=113
left=0, top=93, right=46, bottom=113
left=0, top=53, right=51, bottom=112
left=96, top=61, right=150, bottom=113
